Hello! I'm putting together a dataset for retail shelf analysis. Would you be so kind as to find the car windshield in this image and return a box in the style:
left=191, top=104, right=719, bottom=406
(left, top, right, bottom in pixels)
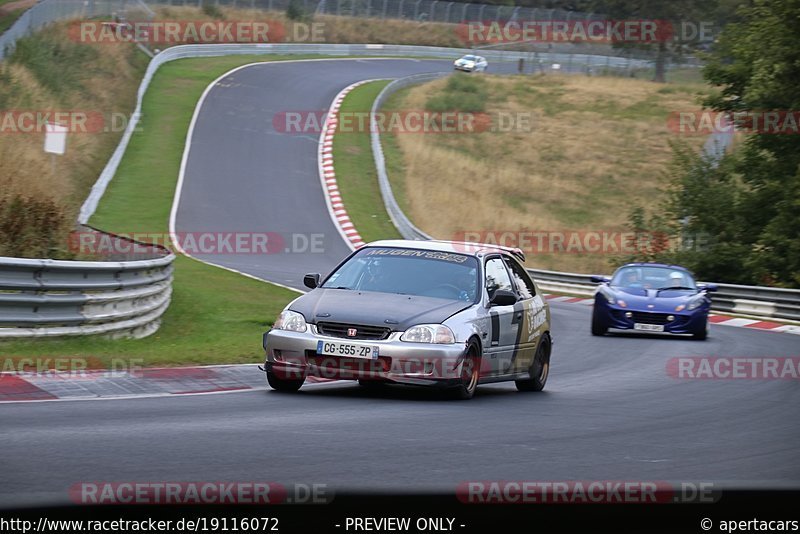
left=611, top=266, right=697, bottom=290
left=461, top=55, right=477, bottom=61
left=322, top=247, right=479, bottom=302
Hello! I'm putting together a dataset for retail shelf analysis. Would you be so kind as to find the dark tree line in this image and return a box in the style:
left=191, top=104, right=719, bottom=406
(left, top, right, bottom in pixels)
left=618, top=0, right=800, bottom=288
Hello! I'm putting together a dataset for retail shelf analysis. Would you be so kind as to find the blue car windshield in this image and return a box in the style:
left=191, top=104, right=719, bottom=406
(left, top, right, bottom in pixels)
left=611, top=266, right=697, bottom=290
left=322, top=247, right=479, bottom=302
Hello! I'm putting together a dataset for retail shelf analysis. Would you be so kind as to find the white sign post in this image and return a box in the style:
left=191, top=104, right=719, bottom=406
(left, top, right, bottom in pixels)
left=44, top=121, right=68, bottom=174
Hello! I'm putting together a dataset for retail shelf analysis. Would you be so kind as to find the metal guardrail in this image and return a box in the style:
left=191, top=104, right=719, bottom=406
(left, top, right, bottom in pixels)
left=526, top=269, right=800, bottom=322
left=77, top=42, right=656, bottom=224
left=0, top=40, right=655, bottom=341
left=369, top=74, right=800, bottom=323
left=371, top=73, right=444, bottom=241
left=0, top=228, right=174, bottom=339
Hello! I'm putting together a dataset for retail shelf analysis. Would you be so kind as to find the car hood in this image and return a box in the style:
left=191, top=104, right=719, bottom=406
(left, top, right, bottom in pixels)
left=289, top=289, right=473, bottom=331
left=455, top=59, right=474, bottom=65
left=610, top=286, right=701, bottom=311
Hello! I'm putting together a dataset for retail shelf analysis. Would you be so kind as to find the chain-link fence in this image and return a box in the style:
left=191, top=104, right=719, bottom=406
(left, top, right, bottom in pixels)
left=142, top=0, right=699, bottom=69
left=2, top=0, right=699, bottom=73
left=148, top=0, right=603, bottom=25
left=0, top=0, right=155, bottom=59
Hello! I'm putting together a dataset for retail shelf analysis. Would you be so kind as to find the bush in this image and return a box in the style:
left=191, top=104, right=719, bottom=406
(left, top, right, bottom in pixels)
left=286, top=0, right=310, bottom=22
left=425, top=75, right=488, bottom=113
left=201, top=1, right=225, bottom=19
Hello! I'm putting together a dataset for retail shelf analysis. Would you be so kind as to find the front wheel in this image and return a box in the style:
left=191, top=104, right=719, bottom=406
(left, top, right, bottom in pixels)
left=693, top=320, right=709, bottom=340
left=266, top=368, right=305, bottom=392
left=516, top=335, right=551, bottom=392
left=591, top=309, right=607, bottom=336
left=449, top=343, right=481, bottom=400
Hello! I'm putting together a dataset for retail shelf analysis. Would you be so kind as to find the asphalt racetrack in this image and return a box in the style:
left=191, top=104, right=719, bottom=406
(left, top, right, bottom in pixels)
left=1, top=59, right=798, bottom=508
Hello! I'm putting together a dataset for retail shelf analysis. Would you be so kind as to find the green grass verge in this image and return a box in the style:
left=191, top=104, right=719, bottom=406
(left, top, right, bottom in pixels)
left=0, top=10, right=23, bottom=34
left=0, top=55, right=337, bottom=367
left=331, top=80, right=402, bottom=243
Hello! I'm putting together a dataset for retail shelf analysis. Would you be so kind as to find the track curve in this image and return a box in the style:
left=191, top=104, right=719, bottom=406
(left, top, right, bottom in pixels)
left=1, top=59, right=798, bottom=508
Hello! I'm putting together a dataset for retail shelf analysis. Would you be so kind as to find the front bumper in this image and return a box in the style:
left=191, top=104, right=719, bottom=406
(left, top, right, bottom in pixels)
left=263, top=328, right=469, bottom=386
left=454, top=64, right=475, bottom=71
left=594, top=298, right=709, bottom=335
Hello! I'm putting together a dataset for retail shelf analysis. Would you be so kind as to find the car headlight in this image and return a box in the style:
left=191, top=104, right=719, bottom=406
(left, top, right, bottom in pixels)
left=400, top=324, right=456, bottom=344
left=273, top=310, right=307, bottom=332
left=686, top=296, right=705, bottom=311
left=598, top=286, right=616, bottom=304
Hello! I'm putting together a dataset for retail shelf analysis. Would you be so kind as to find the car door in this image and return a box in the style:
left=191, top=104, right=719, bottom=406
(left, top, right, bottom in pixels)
left=503, top=256, right=547, bottom=374
left=484, top=256, right=519, bottom=376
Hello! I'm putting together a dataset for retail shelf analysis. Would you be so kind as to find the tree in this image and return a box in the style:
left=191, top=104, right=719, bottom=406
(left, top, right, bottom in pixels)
left=597, top=0, right=717, bottom=82
left=622, top=0, right=800, bottom=287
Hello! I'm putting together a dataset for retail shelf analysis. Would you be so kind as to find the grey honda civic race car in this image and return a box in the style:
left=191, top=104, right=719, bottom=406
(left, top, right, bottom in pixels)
left=262, top=240, right=552, bottom=399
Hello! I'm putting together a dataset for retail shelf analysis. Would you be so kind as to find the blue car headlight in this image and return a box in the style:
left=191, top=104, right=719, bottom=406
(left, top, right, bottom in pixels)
left=597, top=286, right=617, bottom=305
left=686, top=296, right=705, bottom=311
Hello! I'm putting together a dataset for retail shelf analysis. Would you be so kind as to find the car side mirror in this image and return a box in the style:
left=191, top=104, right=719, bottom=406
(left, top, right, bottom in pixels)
left=699, top=283, right=718, bottom=292
left=489, top=289, right=517, bottom=307
left=590, top=275, right=608, bottom=284
left=303, top=273, right=321, bottom=289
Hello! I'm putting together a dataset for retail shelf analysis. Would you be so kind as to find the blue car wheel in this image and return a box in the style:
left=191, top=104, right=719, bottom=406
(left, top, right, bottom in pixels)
left=591, top=307, right=607, bottom=336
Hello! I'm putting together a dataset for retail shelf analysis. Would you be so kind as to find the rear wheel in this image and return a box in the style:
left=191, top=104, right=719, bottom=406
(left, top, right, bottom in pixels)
left=591, top=309, right=607, bottom=336
left=516, top=334, right=551, bottom=392
left=266, top=368, right=305, bottom=392
left=450, top=342, right=481, bottom=400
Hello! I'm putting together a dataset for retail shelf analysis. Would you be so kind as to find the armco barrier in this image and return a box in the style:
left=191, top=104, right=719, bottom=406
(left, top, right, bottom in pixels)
left=369, top=74, right=800, bottom=323
left=0, top=228, right=174, bottom=339
left=526, top=268, right=800, bottom=322
left=370, top=72, right=444, bottom=241
left=0, top=40, right=656, bottom=340
left=77, top=42, right=656, bottom=224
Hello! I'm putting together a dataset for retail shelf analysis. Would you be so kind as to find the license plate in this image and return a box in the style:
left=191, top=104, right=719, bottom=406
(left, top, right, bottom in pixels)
left=634, top=323, right=664, bottom=332
left=317, top=340, right=379, bottom=359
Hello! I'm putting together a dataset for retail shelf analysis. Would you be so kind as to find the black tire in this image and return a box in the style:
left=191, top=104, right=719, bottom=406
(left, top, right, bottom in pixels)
left=266, top=368, right=304, bottom=392
left=450, top=342, right=481, bottom=400
left=516, top=334, right=551, bottom=392
left=591, top=309, right=607, bottom=336
left=358, top=378, right=387, bottom=389
left=693, top=321, right=709, bottom=340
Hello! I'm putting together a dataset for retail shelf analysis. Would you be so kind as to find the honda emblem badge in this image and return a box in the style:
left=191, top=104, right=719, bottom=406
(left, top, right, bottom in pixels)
left=347, top=328, right=357, bottom=337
